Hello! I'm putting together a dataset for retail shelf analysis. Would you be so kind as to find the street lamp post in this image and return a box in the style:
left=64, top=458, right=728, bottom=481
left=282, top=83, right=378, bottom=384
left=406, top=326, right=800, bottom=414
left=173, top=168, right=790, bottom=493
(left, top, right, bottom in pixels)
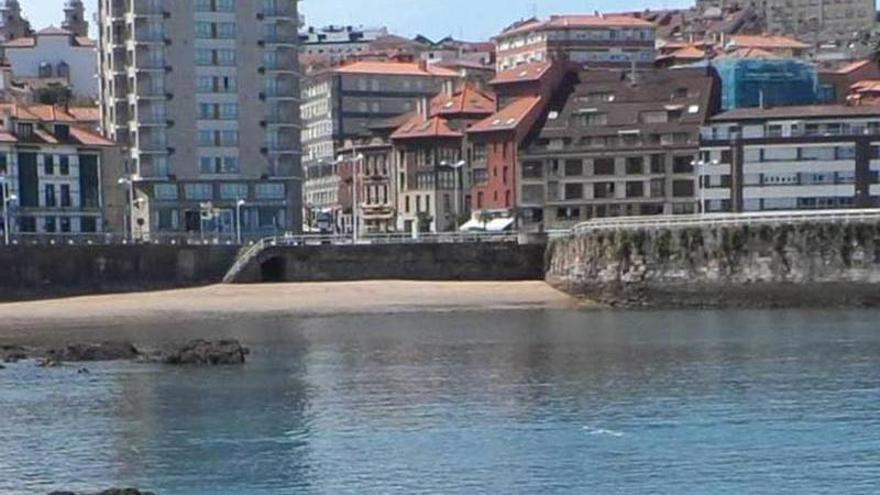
left=441, top=160, right=467, bottom=231
left=236, top=199, right=246, bottom=245
left=1, top=176, right=16, bottom=245
left=691, top=158, right=719, bottom=215
left=117, top=174, right=141, bottom=242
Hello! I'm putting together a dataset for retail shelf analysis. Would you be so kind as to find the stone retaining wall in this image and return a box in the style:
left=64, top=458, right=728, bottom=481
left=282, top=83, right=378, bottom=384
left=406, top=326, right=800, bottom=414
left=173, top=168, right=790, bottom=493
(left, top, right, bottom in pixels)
left=546, top=222, right=880, bottom=308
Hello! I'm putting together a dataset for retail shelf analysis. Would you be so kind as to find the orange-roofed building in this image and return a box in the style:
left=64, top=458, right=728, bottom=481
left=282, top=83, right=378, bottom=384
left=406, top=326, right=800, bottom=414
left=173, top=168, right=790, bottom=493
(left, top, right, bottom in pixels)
left=494, top=14, right=656, bottom=72
left=846, top=80, right=880, bottom=106
left=464, top=60, right=573, bottom=223
left=819, top=59, right=880, bottom=104
left=0, top=102, right=125, bottom=239
left=725, top=35, right=809, bottom=58
left=391, top=82, right=497, bottom=233
left=302, top=59, right=460, bottom=233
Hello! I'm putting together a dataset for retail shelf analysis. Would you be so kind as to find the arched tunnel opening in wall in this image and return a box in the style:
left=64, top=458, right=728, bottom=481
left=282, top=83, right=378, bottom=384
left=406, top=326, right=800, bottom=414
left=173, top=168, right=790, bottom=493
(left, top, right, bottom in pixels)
left=260, top=256, right=287, bottom=283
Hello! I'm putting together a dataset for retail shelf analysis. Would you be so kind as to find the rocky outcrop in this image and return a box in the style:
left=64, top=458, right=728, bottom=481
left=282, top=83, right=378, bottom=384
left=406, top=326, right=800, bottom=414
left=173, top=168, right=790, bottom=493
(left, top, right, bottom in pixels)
left=48, top=489, right=155, bottom=495
left=1, top=345, right=29, bottom=363
left=156, top=339, right=248, bottom=365
left=45, top=342, right=139, bottom=362
left=547, top=222, right=880, bottom=308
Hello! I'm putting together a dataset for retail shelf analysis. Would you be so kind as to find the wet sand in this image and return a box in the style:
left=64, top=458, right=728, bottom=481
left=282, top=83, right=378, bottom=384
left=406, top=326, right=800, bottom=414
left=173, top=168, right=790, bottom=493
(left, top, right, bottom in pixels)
left=0, top=281, right=579, bottom=336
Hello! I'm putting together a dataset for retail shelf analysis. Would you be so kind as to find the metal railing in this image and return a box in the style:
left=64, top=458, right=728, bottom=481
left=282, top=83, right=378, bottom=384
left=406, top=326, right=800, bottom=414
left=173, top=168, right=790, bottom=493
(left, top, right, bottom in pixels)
left=572, top=209, right=880, bottom=234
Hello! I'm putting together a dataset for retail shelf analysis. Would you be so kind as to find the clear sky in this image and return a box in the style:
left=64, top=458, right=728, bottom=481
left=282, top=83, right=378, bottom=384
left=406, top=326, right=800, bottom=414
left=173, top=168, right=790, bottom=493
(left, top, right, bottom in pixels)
left=33, top=0, right=692, bottom=41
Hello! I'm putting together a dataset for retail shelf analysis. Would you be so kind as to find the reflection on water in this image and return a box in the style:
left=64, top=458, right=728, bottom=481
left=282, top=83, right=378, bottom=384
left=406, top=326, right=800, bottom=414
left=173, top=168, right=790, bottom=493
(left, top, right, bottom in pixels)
left=2, top=310, right=880, bottom=494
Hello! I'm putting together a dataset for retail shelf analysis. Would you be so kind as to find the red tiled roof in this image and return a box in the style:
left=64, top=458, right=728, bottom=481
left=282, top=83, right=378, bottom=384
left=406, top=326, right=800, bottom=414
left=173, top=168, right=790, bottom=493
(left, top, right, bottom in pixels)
left=67, top=106, right=101, bottom=122
left=728, top=35, right=808, bottom=50
left=26, top=105, right=78, bottom=123
left=469, top=96, right=542, bottom=133
left=34, top=128, right=59, bottom=144
left=491, top=62, right=553, bottom=85
left=0, top=131, right=17, bottom=143
left=70, top=126, right=115, bottom=146
left=74, top=36, right=96, bottom=47
left=667, top=46, right=706, bottom=59
left=499, top=14, right=654, bottom=37
left=2, top=37, right=35, bottom=48
left=334, top=61, right=459, bottom=77
left=430, top=84, right=496, bottom=116
left=391, top=115, right=462, bottom=140
left=835, top=59, right=872, bottom=74
left=36, top=26, right=72, bottom=36
left=717, top=47, right=780, bottom=59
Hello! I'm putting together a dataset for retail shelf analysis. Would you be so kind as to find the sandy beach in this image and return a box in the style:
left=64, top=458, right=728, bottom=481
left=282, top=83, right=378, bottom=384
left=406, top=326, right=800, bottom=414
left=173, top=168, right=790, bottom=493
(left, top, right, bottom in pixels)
left=0, top=281, right=579, bottom=335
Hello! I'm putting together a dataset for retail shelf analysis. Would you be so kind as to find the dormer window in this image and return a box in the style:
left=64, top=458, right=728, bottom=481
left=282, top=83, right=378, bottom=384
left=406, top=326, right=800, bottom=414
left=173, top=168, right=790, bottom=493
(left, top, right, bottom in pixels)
left=55, top=124, right=70, bottom=140
left=17, top=123, right=33, bottom=139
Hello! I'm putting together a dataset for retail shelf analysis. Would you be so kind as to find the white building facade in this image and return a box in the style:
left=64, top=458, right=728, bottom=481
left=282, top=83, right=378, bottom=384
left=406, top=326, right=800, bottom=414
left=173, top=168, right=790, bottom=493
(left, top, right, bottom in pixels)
left=2, top=27, right=98, bottom=100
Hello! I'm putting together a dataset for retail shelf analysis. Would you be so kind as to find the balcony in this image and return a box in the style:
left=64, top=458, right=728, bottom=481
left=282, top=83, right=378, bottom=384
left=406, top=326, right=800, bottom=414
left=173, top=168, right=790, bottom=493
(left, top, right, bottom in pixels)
left=260, top=35, right=298, bottom=48
left=259, top=7, right=298, bottom=22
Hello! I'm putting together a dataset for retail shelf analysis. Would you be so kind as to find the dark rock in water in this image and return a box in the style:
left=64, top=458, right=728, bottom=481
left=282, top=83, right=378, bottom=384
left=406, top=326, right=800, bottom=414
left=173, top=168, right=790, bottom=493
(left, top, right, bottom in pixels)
left=0, top=363, right=5, bottom=369
left=37, top=357, right=62, bottom=368
left=77, top=367, right=90, bottom=375
left=48, top=489, right=155, bottom=495
left=1, top=345, right=28, bottom=363
left=161, top=339, right=248, bottom=365
left=45, top=342, right=139, bottom=362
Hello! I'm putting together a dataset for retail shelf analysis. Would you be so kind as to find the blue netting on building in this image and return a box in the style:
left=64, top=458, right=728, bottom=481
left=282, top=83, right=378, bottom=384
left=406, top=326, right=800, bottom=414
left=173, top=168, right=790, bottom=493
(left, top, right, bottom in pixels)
left=710, top=58, right=819, bottom=110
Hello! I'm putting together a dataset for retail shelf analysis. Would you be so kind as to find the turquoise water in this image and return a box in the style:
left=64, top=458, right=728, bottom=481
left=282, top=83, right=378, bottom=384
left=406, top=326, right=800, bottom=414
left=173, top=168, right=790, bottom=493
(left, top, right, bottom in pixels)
left=2, top=309, right=880, bottom=494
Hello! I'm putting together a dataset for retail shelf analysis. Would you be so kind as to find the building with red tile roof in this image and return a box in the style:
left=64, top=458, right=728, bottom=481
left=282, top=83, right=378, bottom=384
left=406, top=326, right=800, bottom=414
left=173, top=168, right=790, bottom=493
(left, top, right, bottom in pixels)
left=818, top=59, right=880, bottom=104
left=0, top=102, right=124, bottom=238
left=302, top=59, right=461, bottom=233
left=494, top=14, right=656, bottom=72
left=391, top=82, right=497, bottom=233
left=725, top=35, right=808, bottom=58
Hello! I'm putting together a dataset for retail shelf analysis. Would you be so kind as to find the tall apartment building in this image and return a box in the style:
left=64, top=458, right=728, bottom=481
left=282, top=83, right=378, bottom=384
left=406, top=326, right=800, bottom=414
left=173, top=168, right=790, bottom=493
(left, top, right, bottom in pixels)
left=98, top=0, right=302, bottom=240
left=494, top=15, right=656, bottom=72
left=700, top=105, right=880, bottom=213
left=519, top=68, right=720, bottom=230
left=301, top=60, right=457, bottom=231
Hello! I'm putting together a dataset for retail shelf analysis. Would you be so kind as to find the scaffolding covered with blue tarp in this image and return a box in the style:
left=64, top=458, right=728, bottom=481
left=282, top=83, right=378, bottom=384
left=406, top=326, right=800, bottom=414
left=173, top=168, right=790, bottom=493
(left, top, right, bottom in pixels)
left=711, top=58, right=819, bottom=110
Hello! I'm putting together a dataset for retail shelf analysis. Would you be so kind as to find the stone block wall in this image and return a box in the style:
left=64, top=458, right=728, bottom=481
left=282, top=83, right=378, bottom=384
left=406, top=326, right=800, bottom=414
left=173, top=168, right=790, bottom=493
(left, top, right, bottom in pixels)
left=546, top=222, right=880, bottom=308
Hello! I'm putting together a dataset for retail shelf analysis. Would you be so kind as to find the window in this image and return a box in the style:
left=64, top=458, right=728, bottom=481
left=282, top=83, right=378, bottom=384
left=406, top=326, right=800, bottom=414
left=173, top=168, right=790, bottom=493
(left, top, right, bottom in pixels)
left=220, top=183, right=248, bottom=200
left=672, top=179, right=695, bottom=197
left=195, top=49, right=213, bottom=65
left=556, top=207, right=580, bottom=220
left=594, top=158, right=615, bottom=175
left=255, top=183, right=285, bottom=199
left=60, top=217, right=71, bottom=233
left=154, top=184, right=178, bottom=200
left=59, top=156, right=70, bottom=175
left=563, top=183, right=583, bottom=200
left=672, top=156, right=694, bottom=174
left=45, top=184, right=56, bottom=207
left=625, top=157, right=644, bottom=175
left=60, top=185, right=71, bottom=207
left=650, top=178, right=665, bottom=197
left=593, top=182, right=615, bottom=199
left=80, top=217, right=96, bottom=233
left=800, top=147, right=835, bottom=161
left=579, top=113, right=608, bottom=126
left=564, top=159, right=583, bottom=176
left=220, top=104, right=238, bottom=119
left=195, top=22, right=212, bottom=39
left=836, top=146, right=856, bottom=160
left=625, top=181, right=644, bottom=198
left=522, top=161, right=543, bottom=179
left=649, top=154, right=666, bottom=174
left=45, top=217, right=56, bottom=233
left=217, top=23, right=237, bottom=39
left=185, top=183, right=213, bottom=200
left=761, top=147, right=797, bottom=162
left=217, top=49, right=236, bottom=66
left=44, top=155, right=55, bottom=175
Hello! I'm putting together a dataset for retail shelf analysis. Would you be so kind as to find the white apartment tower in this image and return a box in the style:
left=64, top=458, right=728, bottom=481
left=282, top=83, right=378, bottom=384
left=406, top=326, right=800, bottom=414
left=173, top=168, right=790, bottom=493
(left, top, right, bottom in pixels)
left=98, top=0, right=302, bottom=239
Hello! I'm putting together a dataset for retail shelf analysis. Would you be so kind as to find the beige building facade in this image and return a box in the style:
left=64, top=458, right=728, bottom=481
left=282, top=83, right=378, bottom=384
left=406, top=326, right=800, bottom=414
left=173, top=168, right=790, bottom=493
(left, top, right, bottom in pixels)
left=98, top=0, right=302, bottom=240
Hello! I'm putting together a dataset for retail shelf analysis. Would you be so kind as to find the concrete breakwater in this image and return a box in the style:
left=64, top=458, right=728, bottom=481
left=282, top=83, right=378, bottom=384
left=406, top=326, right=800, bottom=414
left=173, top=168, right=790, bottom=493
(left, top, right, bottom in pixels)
left=546, top=221, right=880, bottom=308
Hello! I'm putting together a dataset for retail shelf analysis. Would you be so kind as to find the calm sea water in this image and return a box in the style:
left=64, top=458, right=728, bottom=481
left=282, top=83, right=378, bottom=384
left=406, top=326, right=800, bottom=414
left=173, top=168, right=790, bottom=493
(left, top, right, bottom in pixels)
left=1, top=309, right=880, bottom=494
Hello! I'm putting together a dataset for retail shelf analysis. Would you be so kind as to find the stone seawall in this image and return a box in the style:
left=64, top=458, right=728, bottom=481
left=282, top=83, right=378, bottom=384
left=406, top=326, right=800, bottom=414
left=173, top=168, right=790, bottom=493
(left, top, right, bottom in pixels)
left=0, top=245, right=239, bottom=301
left=230, top=243, right=546, bottom=283
left=546, top=222, right=880, bottom=308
